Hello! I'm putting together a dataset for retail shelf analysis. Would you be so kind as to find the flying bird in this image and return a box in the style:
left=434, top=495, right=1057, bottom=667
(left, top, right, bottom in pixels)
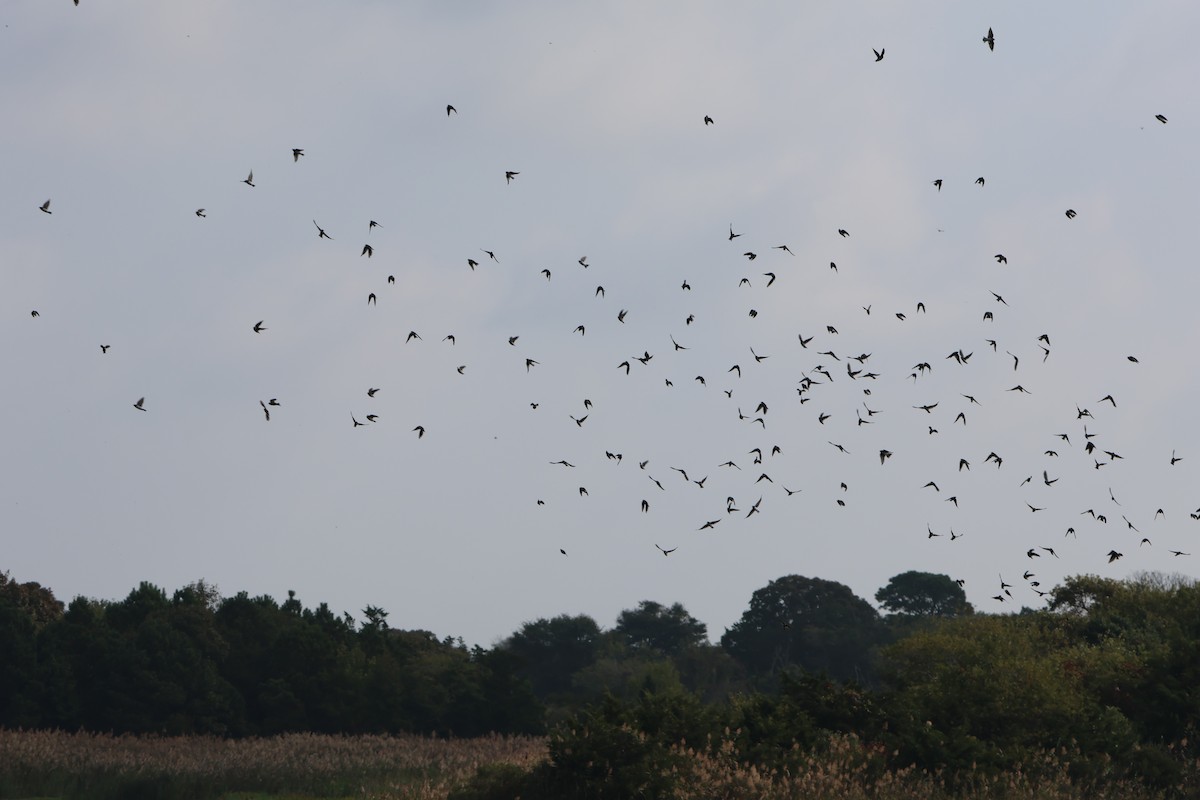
left=932, top=179, right=942, bottom=191
left=446, top=104, right=457, bottom=116
left=133, top=397, right=146, bottom=411
left=243, top=171, right=255, bottom=187
left=873, top=48, right=885, bottom=61
left=983, top=27, right=995, bottom=50
left=704, top=115, right=714, bottom=125
left=1065, top=209, right=1077, bottom=219
left=253, top=321, right=267, bottom=333
left=292, top=148, right=304, bottom=162
left=1156, top=114, right=1168, bottom=124
left=39, top=199, right=52, bottom=214
left=505, top=171, right=519, bottom=184
left=195, top=209, right=205, bottom=217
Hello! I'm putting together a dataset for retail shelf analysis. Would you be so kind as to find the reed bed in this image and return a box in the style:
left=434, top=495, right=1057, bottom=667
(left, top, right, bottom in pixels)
left=669, top=735, right=1195, bottom=800
left=0, top=728, right=547, bottom=800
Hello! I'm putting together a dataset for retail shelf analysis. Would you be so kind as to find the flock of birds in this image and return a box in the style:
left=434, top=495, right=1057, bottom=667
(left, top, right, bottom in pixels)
left=23, top=16, right=1196, bottom=613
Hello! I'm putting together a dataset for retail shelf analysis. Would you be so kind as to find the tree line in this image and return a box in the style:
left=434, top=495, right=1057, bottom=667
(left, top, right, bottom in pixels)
left=1, top=567, right=1197, bottom=791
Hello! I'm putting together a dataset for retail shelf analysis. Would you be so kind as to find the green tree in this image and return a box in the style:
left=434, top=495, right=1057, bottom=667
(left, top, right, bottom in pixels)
left=875, top=571, right=972, bottom=617
left=721, top=575, right=883, bottom=684
left=614, top=600, right=707, bottom=655
left=503, top=614, right=602, bottom=700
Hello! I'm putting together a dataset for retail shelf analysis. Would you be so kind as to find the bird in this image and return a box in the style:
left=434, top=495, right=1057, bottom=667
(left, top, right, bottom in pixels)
left=838, top=229, right=849, bottom=237
left=873, top=48, right=885, bottom=61
left=362, top=244, right=373, bottom=257
left=368, top=388, right=379, bottom=397
left=525, top=358, right=538, bottom=371
left=656, top=544, right=676, bottom=556
left=975, top=177, right=985, bottom=186
left=618, top=309, right=628, bottom=323
left=100, top=345, right=110, bottom=353
left=879, top=449, right=893, bottom=464
left=933, top=179, right=942, bottom=191
left=994, top=254, right=1007, bottom=264
left=243, top=171, right=255, bottom=187
left=30, top=310, right=39, bottom=317
left=313, top=220, right=332, bottom=239
left=505, top=171, right=519, bottom=184
left=1171, top=450, right=1183, bottom=465
left=578, top=256, right=589, bottom=268
left=1065, top=209, right=1077, bottom=219
left=195, top=208, right=206, bottom=217
left=412, top=426, right=425, bottom=438
left=260, top=401, right=270, bottom=421
left=369, top=220, right=382, bottom=231
left=40, top=199, right=52, bottom=214
left=729, top=225, right=741, bottom=240
left=406, top=331, right=422, bottom=342
left=704, top=115, right=714, bottom=126
left=292, top=148, right=304, bottom=162
left=367, top=293, right=376, bottom=306
left=446, top=104, right=457, bottom=116
left=253, top=321, right=267, bottom=333
left=467, top=259, right=479, bottom=270
left=352, top=415, right=365, bottom=427
left=483, top=249, right=499, bottom=262
left=1156, top=114, right=1168, bottom=124
left=983, top=27, right=995, bottom=50
left=1107, top=550, right=1123, bottom=563
left=133, top=397, right=146, bottom=411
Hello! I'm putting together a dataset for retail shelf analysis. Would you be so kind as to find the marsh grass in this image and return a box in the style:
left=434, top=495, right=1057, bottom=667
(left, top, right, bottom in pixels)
left=3, top=728, right=1194, bottom=800
left=0, top=729, right=546, bottom=800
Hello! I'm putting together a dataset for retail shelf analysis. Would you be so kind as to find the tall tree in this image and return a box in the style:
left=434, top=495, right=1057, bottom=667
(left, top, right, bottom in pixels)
left=875, top=571, right=972, bottom=617
left=721, top=575, right=882, bottom=684
left=615, top=601, right=708, bottom=655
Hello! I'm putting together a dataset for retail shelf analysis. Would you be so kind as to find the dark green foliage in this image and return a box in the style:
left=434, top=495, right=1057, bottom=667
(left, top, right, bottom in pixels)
left=721, top=574, right=884, bottom=685
left=876, top=570, right=972, bottom=617
left=614, top=600, right=707, bottom=655
left=0, top=570, right=544, bottom=738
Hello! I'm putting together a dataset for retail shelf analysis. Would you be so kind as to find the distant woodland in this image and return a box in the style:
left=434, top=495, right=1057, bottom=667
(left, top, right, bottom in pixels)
left=2, top=568, right=1198, bottom=795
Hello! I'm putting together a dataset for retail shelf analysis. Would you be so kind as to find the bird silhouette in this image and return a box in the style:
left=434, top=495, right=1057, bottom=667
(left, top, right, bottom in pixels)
left=39, top=199, right=52, bottom=214
left=983, top=27, right=995, bottom=50
left=873, top=48, right=884, bottom=61
left=133, top=397, right=146, bottom=411
left=243, top=171, right=255, bottom=187
left=292, top=148, right=304, bottom=162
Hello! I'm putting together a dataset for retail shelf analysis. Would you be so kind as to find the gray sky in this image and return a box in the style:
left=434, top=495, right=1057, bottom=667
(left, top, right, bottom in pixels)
left=4, top=1, right=1198, bottom=648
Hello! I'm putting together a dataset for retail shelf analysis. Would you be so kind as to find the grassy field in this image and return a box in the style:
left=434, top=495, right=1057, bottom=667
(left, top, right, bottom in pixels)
left=2, top=728, right=1194, bottom=800
left=0, top=729, right=546, bottom=800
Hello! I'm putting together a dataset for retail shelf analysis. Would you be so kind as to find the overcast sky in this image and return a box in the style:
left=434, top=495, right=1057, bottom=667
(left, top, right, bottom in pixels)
left=4, top=1, right=1199, bottom=648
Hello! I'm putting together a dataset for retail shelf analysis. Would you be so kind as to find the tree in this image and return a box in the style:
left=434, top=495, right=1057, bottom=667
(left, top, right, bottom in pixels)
left=875, top=571, right=972, bottom=617
left=503, top=614, right=601, bottom=700
left=614, top=600, right=707, bottom=655
left=721, top=575, right=882, bottom=684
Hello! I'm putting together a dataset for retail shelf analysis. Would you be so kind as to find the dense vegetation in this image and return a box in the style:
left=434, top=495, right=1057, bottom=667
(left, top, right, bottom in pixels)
left=2, top=568, right=1198, bottom=798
